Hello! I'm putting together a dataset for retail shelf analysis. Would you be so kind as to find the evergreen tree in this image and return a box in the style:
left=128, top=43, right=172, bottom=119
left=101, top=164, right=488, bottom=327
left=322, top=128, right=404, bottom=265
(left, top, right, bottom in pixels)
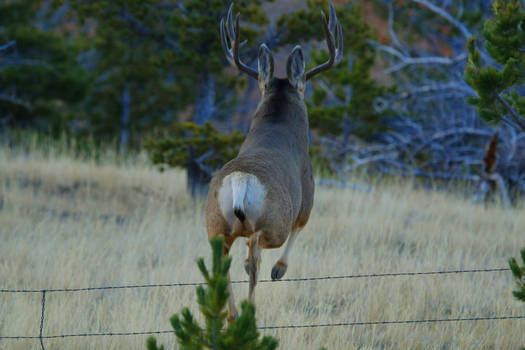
left=0, top=0, right=90, bottom=133
left=72, top=1, right=273, bottom=191
left=146, top=122, right=245, bottom=197
left=509, top=248, right=525, bottom=350
left=70, top=0, right=192, bottom=150
left=465, top=0, right=525, bottom=132
left=509, top=248, right=525, bottom=302
left=146, top=236, right=279, bottom=350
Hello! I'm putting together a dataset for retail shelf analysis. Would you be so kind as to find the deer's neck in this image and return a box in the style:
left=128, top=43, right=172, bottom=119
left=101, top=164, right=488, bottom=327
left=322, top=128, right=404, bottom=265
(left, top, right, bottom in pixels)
left=245, top=94, right=309, bottom=152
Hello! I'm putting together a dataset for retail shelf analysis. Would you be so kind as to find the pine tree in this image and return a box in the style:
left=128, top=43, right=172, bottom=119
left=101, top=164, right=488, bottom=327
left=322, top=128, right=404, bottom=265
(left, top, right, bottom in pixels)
left=509, top=248, right=525, bottom=350
left=464, top=0, right=525, bottom=132
left=70, top=0, right=190, bottom=151
left=509, top=248, right=525, bottom=302
left=146, top=122, right=245, bottom=197
left=0, top=0, right=90, bottom=133
left=72, top=1, right=273, bottom=191
left=146, top=236, right=279, bottom=350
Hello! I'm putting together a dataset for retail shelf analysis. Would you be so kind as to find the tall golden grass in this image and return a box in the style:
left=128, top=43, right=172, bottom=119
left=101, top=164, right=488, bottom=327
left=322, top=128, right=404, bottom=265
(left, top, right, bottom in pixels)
left=0, top=141, right=524, bottom=349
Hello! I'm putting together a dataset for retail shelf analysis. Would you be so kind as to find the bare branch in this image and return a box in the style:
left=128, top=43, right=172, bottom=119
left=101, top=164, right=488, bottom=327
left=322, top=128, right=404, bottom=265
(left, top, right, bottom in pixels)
left=494, top=93, right=525, bottom=132
left=411, top=0, right=471, bottom=38
left=373, top=42, right=467, bottom=76
left=387, top=1, right=408, bottom=56
left=410, top=0, right=496, bottom=65
left=488, top=172, right=512, bottom=209
left=0, top=41, right=16, bottom=53
left=0, top=93, right=32, bottom=110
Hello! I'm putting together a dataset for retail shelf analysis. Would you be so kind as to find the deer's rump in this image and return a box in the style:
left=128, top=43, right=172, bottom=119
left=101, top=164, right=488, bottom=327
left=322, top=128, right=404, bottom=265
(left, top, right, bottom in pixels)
left=206, top=152, right=307, bottom=244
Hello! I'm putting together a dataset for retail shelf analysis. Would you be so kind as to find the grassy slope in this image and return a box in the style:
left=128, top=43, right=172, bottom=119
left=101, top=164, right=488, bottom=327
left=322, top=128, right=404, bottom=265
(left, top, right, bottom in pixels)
left=0, top=144, right=524, bottom=350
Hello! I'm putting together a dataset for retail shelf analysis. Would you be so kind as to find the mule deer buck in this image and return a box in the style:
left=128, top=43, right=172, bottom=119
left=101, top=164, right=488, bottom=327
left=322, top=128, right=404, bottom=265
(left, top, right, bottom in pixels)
left=206, top=1, right=342, bottom=322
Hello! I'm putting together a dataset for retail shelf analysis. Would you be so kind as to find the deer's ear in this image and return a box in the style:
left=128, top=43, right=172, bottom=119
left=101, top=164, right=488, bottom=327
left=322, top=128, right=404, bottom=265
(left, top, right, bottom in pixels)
left=258, top=44, right=274, bottom=89
left=286, top=45, right=305, bottom=89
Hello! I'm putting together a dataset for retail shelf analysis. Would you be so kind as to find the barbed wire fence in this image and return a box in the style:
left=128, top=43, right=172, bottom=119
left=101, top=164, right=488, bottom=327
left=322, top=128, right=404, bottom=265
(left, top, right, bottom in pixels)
left=1, top=267, right=524, bottom=350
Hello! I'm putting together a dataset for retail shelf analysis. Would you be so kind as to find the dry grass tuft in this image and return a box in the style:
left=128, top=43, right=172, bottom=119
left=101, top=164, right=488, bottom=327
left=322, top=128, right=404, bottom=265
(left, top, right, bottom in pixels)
left=0, top=144, right=524, bottom=349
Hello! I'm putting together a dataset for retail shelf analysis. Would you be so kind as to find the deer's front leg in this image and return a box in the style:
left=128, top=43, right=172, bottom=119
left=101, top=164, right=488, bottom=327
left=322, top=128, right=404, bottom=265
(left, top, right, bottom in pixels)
left=271, top=229, right=301, bottom=280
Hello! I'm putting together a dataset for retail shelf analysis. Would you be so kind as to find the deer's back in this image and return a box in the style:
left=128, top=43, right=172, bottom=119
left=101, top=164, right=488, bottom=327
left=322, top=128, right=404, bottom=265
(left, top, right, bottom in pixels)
left=206, top=141, right=313, bottom=238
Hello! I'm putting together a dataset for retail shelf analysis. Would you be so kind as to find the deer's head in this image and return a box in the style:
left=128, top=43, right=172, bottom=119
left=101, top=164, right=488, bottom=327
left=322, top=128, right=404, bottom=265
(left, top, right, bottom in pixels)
left=220, top=2, right=343, bottom=100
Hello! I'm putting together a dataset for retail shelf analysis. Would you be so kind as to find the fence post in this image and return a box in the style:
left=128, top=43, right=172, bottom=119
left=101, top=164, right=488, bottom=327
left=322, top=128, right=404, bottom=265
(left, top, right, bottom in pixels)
left=39, top=290, right=46, bottom=350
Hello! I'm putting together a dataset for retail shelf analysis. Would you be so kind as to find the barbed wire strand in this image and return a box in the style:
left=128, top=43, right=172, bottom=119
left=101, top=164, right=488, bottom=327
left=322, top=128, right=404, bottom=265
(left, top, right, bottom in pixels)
left=0, top=266, right=518, bottom=350
left=0, top=267, right=510, bottom=294
left=1, top=315, right=524, bottom=340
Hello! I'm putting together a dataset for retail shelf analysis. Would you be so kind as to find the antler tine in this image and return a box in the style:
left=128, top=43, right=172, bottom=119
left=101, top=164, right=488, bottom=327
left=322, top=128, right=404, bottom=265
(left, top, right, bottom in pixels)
left=220, top=18, right=234, bottom=65
left=305, top=1, right=343, bottom=81
left=335, top=15, right=343, bottom=63
left=226, top=4, right=235, bottom=43
left=328, top=1, right=337, bottom=35
left=220, top=3, right=258, bottom=80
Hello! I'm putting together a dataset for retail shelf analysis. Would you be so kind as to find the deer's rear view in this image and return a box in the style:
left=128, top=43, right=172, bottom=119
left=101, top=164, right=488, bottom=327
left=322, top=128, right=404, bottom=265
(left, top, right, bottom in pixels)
left=206, top=1, right=342, bottom=322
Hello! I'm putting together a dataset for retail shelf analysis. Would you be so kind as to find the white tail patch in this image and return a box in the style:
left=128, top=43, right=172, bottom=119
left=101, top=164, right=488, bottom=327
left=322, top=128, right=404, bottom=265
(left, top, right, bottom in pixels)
left=218, top=171, right=267, bottom=229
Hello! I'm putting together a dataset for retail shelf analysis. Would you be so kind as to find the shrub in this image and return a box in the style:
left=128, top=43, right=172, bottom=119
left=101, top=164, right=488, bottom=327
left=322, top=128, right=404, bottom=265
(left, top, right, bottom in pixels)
left=146, top=236, right=278, bottom=350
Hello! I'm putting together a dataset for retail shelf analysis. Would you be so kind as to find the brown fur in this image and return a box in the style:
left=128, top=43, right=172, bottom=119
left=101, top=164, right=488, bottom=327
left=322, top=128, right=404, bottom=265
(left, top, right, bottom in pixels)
left=206, top=79, right=314, bottom=244
left=205, top=79, right=314, bottom=318
left=211, top=1, right=342, bottom=322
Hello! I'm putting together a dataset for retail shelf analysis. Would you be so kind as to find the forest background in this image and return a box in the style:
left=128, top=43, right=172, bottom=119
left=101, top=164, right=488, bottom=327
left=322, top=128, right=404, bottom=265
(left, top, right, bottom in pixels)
left=1, top=0, right=525, bottom=201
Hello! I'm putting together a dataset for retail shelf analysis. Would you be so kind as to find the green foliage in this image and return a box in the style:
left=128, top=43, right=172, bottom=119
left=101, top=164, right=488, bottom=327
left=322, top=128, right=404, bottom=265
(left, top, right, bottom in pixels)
left=278, top=1, right=386, bottom=138
left=0, top=0, right=91, bottom=132
left=509, top=248, right=525, bottom=302
left=67, top=0, right=273, bottom=143
left=464, top=0, right=525, bottom=129
left=509, top=248, right=525, bottom=350
left=146, top=236, right=279, bottom=350
left=145, top=121, right=245, bottom=170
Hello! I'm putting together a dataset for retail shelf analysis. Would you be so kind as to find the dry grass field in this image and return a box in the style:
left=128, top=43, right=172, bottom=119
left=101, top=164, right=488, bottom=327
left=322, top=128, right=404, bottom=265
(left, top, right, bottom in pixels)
left=0, top=142, right=524, bottom=349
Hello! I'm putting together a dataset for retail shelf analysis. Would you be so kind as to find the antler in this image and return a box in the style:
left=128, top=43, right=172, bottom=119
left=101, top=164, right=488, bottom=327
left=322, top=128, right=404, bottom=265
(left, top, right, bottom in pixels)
left=220, top=4, right=259, bottom=80
left=305, top=1, right=343, bottom=80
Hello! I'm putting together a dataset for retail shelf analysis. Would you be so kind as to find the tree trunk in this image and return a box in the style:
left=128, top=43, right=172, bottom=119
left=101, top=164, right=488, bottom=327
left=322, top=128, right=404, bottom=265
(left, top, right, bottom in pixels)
left=120, top=84, right=130, bottom=154
left=186, top=147, right=212, bottom=197
left=186, top=72, right=216, bottom=196
left=193, top=72, right=216, bottom=125
left=187, top=161, right=211, bottom=197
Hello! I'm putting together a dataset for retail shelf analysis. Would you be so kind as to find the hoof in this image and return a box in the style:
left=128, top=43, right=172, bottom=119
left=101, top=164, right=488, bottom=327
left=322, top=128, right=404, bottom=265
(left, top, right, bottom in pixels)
left=227, top=313, right=239, bottom=325
left=271, top=262, right=287, bottom=280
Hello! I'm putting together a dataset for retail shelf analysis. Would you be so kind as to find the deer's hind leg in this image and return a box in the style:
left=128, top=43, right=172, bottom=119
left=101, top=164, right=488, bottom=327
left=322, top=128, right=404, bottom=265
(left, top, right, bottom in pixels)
left=222, top=235, right=240, bottom=324
left=245, top=232, right=262, bottom=305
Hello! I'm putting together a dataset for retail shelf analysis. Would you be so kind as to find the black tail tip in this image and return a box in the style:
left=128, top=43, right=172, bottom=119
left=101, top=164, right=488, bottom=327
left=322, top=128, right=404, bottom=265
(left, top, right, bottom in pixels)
left=234, top=208, right=246, bottom=222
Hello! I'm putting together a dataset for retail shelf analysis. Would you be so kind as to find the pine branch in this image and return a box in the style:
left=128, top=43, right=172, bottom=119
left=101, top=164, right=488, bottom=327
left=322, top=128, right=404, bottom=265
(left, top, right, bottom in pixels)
left=494, top=93, right=525, bottom=132
left=118, top=8, right=180, bottom=52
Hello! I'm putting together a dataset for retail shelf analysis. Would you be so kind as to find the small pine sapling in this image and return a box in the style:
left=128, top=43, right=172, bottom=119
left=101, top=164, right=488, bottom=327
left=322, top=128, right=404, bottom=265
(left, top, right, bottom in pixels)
left=509, top=248, right=525, bottom=350
left=146, top=236, right=278, bottom=350
left=509, top=248, right=525, bottom=302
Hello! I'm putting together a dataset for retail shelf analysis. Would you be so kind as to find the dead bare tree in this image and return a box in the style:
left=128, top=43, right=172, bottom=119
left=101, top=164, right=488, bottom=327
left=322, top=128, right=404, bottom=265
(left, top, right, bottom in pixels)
left=315, top=0, right=525, bottom=203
